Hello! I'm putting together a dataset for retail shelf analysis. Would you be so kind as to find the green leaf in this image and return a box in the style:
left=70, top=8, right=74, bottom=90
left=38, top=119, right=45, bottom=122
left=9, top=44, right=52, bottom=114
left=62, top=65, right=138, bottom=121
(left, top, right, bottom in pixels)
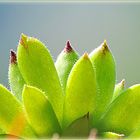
left=89, top=40, right=116, bottom=124
left=0, top=134, right=21, bottom=139
left=0, top=128, right=5, bottom=135
left=129, top=127, right=140, bottom=138
left=55, top=41, right=79, bottom=91
left=17, top=34, right=63, bottom=123
left=99, top=84, right=140, bottom=135
left=63, top=53, right=96, bottom=129
left=9, top=50, right=25, bottom=101
left=62, top=114, right=89, bottom=137
left=0, top=85, right=36, bottom=138
left=23, top=85, right=61, bottom=137
left=112, top=79, right=125, bottom=101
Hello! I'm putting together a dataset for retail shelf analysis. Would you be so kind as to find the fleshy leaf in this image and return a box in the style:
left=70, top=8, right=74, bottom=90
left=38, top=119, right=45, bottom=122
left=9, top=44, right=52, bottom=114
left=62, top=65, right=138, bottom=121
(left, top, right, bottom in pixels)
left=112, top=79, right=125, bottom=101
left=17, top=34, right=63, bottom=123
left=8, top=50, right=25, bottom=101
left=89, top=40, right=116, bottom=124
left=129, top=127, right=140, bottom=138
left=55, top=41, right=79, bottom=91
left=99, top=84, right=140, bottom=135
left=23, top=85, right=61, bottom=137
left=62, top=114, right=89, bottom=137
left=0, top=85, right=36, bottom=138
left=0, top=134, right=21, bottom=139
left=0, top=128, right=4, bottom=135
left=63, top=53, right=96, bottom=129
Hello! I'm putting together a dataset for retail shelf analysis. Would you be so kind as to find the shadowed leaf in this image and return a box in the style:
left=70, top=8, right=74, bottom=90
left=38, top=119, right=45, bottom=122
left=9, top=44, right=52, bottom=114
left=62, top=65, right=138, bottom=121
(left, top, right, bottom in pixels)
left=112, top=79, right=125, bottom=101
left=9, top=50, right=25, bottom=101
left=62, top=114, right=89, bottom=137
left=55, top=41, right=79, bottom=91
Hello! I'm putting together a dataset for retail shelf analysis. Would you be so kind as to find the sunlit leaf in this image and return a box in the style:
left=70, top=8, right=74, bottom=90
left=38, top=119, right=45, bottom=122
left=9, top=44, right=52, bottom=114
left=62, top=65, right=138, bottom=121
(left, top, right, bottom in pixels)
left=17, top=34, right=63, bottom=123
left=129, top=127, right=140, bottom=138
left=99, top=84, right=140, bottom=135
left=23, top=85, right=61, bottom=137
left=63, top=53, right=96, bottom=129
left=100, top=132, right=124, bottom=139
left=89, top=40, right=116, bottom=124
left=0, top=85, right=36, bottom=138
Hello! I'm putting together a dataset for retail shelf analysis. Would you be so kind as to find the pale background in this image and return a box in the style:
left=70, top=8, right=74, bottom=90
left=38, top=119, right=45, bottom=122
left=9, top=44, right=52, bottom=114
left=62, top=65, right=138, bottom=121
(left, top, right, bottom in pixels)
left=0, top=3, right=140, bottom=88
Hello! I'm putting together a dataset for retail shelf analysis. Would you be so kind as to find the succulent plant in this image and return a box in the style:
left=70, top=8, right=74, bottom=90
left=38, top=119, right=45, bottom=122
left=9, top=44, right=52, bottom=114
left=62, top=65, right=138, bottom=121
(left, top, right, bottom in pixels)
left=0, top=33, right=139, bottom=139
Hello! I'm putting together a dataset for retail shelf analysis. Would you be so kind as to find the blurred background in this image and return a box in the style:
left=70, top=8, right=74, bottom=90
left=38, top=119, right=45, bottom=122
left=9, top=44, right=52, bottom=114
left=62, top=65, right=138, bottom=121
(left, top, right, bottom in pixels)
left=0, top=2, right=140, bottom=88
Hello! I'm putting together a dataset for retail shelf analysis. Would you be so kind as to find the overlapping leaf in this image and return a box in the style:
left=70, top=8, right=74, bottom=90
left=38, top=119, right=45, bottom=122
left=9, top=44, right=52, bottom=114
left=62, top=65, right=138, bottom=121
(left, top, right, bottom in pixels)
left=55, top=41, right=79, bottom=91
left=23, top=85, right=61, bottom=137
left=112, top=79, right=125, bottom=101
left=63, top=53, right=96, bottom=129
left=0, top=85, right=36, bottom=138
left=99, top=84, right=140, bottom=135
left=17, top=34, right=63, bottom=123
left=3, top=34, right=140, bottom=139
left=89, top=40, right=116, bottom=125
left=62, top=114, right=89, bottom=137
left=9, top=51, right=25, bottom=101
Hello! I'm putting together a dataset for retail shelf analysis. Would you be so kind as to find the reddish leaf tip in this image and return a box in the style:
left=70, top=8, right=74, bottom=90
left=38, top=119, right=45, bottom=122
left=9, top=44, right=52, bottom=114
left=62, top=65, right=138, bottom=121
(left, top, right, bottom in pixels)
left=64, top=40, right=73, bottom=53
left=10, top=50, right=17, bottom=64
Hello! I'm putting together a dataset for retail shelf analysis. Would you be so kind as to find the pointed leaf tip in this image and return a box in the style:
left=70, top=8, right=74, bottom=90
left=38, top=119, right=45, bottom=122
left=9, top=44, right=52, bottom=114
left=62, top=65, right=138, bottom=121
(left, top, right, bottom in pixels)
left=112, top=79, right=125, bottom=102
left=63, top=52, right=96, bottom=128
left=103, top=39, right=107, bottom=45
left=89, top=39, right=115, bottom=125
left=17, top=36, right=63, bottom=123
left=19, top=33, right=28, bottom=48
left=121, top=79, right=125, bottom=87
left=64, top=41, right=73, bottom=53
left=10, top=50, right=17, bottom=64
left=101, top=40, right=109, bottom=54
left=83, top=52, right=89, bottom=59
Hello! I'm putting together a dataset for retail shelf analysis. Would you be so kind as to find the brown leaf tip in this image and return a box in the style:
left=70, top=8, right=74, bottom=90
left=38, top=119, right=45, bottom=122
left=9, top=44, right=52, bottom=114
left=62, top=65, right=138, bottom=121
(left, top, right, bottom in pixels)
left=19, top=33, right=28, bottom=48
left=120, top=79, right=125, bottom=88
left=10, top=50, right=17, bottom=64
left=83, top=52, right=89, bottom=59
left=101, top=40, right=109, bottom=54
left=64, top=40, right=73, bottom=53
